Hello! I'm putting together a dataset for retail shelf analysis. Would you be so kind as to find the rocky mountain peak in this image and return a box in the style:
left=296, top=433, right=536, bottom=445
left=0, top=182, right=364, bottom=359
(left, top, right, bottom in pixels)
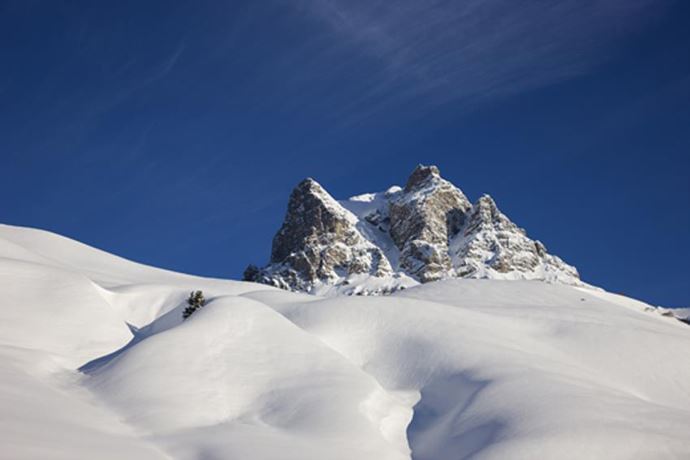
left=270, top=177, right=349, bottom=264
left=295, top=177, right=319, bottom=192
left=464, top=194, right=516, bottom=235
left=245, top=166, right=581, bottom=295
left=388, top=165, right=472, bottom=282
left=245, top=177, right=393, bottom=294
left=475, top=193, right=498, bottom=212
left=453, top=194, right=578, bottom=282
left=404, top=164, right=441, bottom=192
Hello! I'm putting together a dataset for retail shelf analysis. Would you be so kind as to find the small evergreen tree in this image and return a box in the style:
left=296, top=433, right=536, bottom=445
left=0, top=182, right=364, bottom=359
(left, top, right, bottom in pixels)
left=182, top=290, right=205, bottom=320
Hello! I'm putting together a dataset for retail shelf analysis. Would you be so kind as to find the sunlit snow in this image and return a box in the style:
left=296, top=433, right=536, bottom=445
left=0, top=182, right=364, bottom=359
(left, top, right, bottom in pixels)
left=1, top=224, right=688, bottom=459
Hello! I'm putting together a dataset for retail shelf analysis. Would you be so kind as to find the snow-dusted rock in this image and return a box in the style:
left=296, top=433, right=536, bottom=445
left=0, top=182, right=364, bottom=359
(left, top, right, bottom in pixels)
left=389, top=165, right=472, bottom=282
left=451, top=194, right=580, bottom=284
left=244, top=178, right=394, bottom=294
left=246, top=165, right=581, bottom=295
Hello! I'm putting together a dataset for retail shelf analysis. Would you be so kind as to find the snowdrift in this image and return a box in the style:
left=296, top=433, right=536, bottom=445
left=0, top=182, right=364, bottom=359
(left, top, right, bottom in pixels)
left=0, top=223, right=689, bottom=459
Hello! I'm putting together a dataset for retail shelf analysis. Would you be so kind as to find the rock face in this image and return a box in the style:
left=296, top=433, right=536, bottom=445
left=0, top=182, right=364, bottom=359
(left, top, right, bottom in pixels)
left=245, top=165, right=581, bottom=295
left=244, top=178, right=393, bottom=293
left=388, top=165, right=471, bottom=282
left=452, top=195, right=579, bottom=283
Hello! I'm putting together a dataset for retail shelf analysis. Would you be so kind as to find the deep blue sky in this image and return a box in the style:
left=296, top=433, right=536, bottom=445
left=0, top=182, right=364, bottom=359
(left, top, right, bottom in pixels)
left=1, top=1, right=688, bottom=306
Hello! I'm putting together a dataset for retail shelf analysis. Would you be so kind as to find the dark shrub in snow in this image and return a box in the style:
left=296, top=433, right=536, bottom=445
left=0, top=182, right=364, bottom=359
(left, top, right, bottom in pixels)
left=182, top=290, right=205, bottom=320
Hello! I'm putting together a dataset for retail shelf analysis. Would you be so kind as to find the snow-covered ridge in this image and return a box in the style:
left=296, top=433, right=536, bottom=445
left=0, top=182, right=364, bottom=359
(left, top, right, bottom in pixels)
left=245, top=165, right=581, bottom=295
left=0, top=223, right=689, bottom=459
left=655, top=306, right=690, bottom=324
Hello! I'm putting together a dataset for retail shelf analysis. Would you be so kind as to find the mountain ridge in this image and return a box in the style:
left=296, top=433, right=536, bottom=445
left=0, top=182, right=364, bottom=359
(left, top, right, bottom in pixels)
left=245, top=165, right=581, bottom=295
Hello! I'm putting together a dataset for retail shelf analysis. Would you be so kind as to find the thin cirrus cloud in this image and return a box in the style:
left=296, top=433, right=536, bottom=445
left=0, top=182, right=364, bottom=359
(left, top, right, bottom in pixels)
left=298, top=0, right=672, bottom=113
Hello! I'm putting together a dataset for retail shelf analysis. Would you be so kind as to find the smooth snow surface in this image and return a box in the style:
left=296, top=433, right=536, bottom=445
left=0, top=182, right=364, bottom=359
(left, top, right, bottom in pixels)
left=1, top=223, right=689, bottom=459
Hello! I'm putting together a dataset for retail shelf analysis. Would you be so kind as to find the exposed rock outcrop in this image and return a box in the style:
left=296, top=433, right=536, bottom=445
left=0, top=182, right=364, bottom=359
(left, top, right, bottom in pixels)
left=245, top=165, right=581, bottom=295
left=388, top=165, right=471, bottom=282
left=244, top=178, right=393, bottom=293
left=452, top=195, right=579, bottom=283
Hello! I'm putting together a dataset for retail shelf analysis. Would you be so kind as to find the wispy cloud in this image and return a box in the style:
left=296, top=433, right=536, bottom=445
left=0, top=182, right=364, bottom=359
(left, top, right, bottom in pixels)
left=299, top=0, right=672, bottom=112
left=142, top=42, right=186, bottom=86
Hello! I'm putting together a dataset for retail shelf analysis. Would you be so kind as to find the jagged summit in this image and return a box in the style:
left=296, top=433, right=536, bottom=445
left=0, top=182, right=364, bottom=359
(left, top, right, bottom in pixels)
left=244, top=176, right=396, bottom=294
left=463, top=194, right=510, bottom=235
left=269, top=177, right=351, bottom=264
left=389, top=165, right=472, bottom=282
left=452, top=193, right=578, bottom=283
left=404, top=164, right=441, bottom=191
left=245, top=165, right=581, bottom=295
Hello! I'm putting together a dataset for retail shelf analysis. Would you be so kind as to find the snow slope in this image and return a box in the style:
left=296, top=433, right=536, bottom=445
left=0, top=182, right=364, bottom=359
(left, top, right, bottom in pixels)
left=1, top=223, right=689, bottom=459
left=673, top=307, right=690, bottom=321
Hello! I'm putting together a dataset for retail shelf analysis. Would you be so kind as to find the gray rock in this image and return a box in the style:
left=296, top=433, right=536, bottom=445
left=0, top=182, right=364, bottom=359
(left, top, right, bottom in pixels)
left=389, top=165, right=471, bottom=282
left=453, top=194, right=579, bottom=282
left=246, top=165, right=581, bottom=295
left=244, top=178, right=392, bottom=293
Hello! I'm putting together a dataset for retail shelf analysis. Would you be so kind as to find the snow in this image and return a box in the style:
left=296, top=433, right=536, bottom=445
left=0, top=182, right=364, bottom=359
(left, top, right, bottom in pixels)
left=340, top=190, right=406, bottom=272
left=672, top=307, right=690, bottom=320
left=1, top=223, right=689, bottom=459
left=308, top=272, right=418, bottom=297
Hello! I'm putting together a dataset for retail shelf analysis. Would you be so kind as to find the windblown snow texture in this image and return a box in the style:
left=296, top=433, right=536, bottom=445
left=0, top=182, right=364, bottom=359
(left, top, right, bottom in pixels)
left=1, top=223, right=689, bottom=460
